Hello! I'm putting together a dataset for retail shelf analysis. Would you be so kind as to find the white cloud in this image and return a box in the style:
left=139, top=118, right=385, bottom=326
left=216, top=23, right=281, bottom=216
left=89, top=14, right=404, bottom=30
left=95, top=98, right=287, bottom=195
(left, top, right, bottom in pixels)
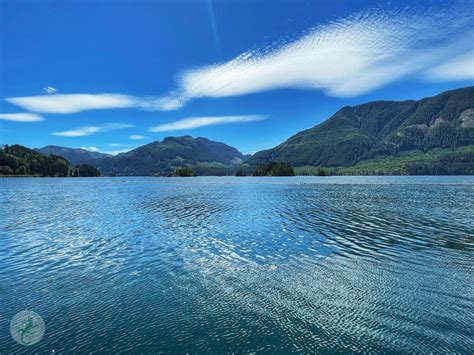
left=5, top=93, right=177, bottom=114
left=151, top=94, right=188, bottom=111
left=425, top=50, right=474, bottom=81
left=52, top=123, right=133, bottom=137
left=43, top=86, right=58, bottom=94
left=7, top=94, right=139, bottom=114
left=155, top=1, right=473, bottom=106
left=100, top=149, right=133, bottom=156
left=53, top=126, right=101, bottom=137
left=148, top=114, right=267, bottom=132
left=80, top=146, right=100, bottom=152
left=0, top=113, right=44, bottom=122
left=129, top=134, right=147, bottom=140
left=84, top=145, right=134, bottom=155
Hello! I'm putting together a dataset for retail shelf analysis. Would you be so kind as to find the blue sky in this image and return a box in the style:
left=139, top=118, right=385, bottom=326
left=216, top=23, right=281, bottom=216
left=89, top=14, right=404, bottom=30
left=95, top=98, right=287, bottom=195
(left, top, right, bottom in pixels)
left=1, top=0, right=473, bottom=155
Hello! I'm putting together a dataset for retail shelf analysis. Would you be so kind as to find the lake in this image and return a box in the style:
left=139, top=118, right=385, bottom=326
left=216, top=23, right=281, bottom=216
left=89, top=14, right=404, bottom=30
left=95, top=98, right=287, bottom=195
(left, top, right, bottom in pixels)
left=0, top=176, right=473, bottom=353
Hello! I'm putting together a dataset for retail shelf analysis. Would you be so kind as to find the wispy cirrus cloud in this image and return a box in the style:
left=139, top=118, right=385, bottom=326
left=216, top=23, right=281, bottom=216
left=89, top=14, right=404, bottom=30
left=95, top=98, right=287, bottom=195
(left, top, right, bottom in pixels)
left=0, top=113, right=44, bottom=122
left=6, top=92, right=186, bottom=114
left=157, top=1, right=473, bottom=107
left=7, top=94, right=140, bottom=114
left=148, top=115, right=267, bottom=132
left=5, top=93, right=180, bottom=114
left=43, top=86, right=58, bottom=94
left=52, top=123, right=133, bottom=137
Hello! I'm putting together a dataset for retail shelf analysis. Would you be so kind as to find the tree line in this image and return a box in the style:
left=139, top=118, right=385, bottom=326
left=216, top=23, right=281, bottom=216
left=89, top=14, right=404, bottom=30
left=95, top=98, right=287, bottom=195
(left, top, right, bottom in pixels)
left=0, top=145, right=100, bottom=177
left=233, top=162, right=296, bottom=176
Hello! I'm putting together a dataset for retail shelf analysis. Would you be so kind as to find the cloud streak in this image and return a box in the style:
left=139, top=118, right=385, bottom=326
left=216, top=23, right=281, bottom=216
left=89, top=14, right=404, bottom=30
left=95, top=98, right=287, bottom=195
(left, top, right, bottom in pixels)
left=80, top=146, right=100, bottom=152
left=101, top=148, right=133, bottom=156
left=5, top=93, right=183, bottom=114
left=148, top=114, right=267, bottom=132
left=43, top=86, right=58, bottom=94
left=0, top=113, right=44, bottom=122
left=425, top=50, right=474, bottom=81
left=52, top=123, right=133, bottom=137
left=160, top=1, right=473, bottom=106
left=129, top=134, right=147, bottom=140
left=7, top=94, right=140, bottom=114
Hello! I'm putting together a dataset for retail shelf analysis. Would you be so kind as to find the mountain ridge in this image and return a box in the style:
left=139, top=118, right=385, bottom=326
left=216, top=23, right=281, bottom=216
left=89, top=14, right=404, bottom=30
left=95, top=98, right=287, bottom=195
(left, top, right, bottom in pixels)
left=249, top=86, right=474, bottom=167
left=94, top=135, right=246, bottom=176
left=35, top=146, right=111, bottom=166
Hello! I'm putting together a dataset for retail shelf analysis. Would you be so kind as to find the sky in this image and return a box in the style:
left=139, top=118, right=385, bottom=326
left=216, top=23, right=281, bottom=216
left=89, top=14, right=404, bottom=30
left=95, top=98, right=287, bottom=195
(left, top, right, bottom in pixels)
left=0, top=0, right=473, bottom=155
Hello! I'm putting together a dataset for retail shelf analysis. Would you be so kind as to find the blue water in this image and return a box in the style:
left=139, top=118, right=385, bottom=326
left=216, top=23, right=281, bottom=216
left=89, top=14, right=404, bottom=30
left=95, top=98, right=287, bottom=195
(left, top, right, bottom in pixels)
left=1, top=176, right=473, bottom=353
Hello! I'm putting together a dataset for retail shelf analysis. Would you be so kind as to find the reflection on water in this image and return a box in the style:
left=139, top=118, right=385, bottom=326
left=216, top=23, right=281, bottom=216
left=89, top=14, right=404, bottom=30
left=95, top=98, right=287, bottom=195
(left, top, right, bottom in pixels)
left=0, top=176, right=473, bottom=353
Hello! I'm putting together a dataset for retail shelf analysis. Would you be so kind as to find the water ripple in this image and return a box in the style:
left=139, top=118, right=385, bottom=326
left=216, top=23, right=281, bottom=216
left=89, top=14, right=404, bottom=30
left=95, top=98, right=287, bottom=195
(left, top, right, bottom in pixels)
left=0, top=176, right=473, bottom=353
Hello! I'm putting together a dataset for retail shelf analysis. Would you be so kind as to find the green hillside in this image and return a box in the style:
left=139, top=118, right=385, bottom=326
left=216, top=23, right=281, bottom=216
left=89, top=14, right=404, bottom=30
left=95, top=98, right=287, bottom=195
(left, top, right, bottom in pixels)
left=339, top=146, right=474, bottom=175
left=96, top=136, right=245, bottom=176
left=293, top=146, right=474, bottom=175
left=250, top=87, right=474, bottom=171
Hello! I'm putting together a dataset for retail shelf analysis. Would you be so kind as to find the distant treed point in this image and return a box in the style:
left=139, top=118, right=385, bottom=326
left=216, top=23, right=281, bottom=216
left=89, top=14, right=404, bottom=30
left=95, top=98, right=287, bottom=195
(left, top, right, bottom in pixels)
left=0, top=145, right=100, bottom=177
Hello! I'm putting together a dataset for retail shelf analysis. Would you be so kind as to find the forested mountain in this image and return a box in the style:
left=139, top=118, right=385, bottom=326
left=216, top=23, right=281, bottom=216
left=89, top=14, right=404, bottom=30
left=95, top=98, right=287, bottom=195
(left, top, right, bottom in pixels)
left=95, top=136, right=245, bottom=176
left=249, top=87, right=474, bottom=169
left=36, top=146, right=111, bottom=166
left=0, top=145, right=100, bottom=177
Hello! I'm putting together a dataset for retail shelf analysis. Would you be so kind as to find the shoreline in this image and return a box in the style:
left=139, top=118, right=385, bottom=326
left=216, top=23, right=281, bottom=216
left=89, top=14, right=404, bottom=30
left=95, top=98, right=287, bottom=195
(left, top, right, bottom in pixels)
left=2, top=174, right=474, bottom=178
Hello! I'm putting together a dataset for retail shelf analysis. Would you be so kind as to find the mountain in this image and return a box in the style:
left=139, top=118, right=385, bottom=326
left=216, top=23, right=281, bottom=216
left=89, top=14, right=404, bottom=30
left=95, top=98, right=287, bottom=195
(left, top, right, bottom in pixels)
left=95, top=136, right=245, bottom=176
left=249, top=87, right=474, bottom=169
left=36, top=146, right=111, bottom=166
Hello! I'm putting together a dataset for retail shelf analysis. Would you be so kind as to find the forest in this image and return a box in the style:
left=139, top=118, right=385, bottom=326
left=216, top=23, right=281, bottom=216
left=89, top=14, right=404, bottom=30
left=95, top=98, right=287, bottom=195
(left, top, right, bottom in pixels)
left=252, top=162, right=295, bottom=176
left=0, top=145, right=100, bottom=177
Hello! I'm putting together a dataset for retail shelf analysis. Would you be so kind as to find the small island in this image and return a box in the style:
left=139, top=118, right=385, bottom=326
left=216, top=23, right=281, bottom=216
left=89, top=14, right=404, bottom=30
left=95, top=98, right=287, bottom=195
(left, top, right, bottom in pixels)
left=252, top=162, right=295, bottom=176
left=169, top=166, right=196, bottom=177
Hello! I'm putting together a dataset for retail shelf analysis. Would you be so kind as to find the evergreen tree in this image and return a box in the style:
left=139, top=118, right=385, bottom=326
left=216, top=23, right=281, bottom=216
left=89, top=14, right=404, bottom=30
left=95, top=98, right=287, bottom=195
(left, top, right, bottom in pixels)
left=171, top=166, right=196, bottom=177
left=252, top=162, right=295, bottom=176
left=235, top=167, right=246, bottom=176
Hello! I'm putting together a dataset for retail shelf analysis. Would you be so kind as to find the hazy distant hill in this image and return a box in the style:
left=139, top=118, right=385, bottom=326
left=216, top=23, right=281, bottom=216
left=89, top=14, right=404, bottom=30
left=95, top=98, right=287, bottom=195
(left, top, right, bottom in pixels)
left=96, top=136, right=245, bottom=176
left=36, top=146, right=111, bottom=166
left=249, top=86, right=474, bottom=169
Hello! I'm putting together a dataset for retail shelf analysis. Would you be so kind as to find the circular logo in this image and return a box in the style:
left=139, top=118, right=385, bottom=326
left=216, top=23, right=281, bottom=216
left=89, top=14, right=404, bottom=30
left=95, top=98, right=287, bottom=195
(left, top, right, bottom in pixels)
left=10, top=310, right=45, bottom=346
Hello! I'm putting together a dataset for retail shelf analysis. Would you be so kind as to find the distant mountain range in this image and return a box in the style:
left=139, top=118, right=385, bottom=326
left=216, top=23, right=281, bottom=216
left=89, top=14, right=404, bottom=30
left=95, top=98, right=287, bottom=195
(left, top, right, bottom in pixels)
left=38, top=136, right=246, bottom=176
left=30, top=86, right=474, bottom=175
left=35, top=146, right=111, bottom=166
